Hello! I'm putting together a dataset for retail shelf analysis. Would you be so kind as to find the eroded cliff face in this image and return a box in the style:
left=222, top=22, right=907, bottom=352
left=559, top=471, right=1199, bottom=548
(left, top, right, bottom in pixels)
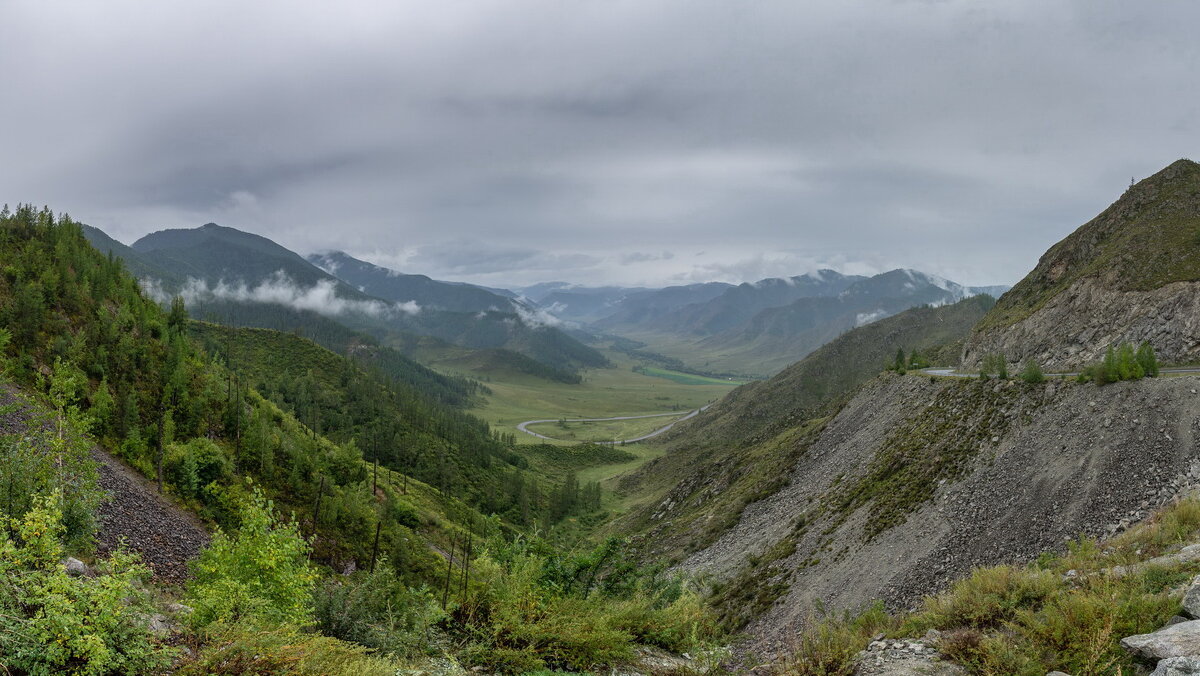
left=669, top=373, right=1200, bottom=660
left=961, top=277, right=1200, bottom=369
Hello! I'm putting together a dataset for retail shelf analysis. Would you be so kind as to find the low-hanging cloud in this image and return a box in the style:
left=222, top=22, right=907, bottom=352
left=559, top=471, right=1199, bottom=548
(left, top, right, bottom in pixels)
left=514, top=303, right=564, bottom=329
left=142, top=271, right=420, bottom=318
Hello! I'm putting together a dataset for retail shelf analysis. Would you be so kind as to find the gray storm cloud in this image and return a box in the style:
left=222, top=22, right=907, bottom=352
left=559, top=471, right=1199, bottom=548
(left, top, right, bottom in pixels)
left=4, top=0, right=1199, bottom=288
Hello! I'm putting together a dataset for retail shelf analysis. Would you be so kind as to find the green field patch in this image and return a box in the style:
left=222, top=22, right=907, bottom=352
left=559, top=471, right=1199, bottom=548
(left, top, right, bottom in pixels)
left=457, top=349, right=732, bottom=446
left=524, top=413, right=690, bottom=443
left=635, top=366, right=748, bottom=386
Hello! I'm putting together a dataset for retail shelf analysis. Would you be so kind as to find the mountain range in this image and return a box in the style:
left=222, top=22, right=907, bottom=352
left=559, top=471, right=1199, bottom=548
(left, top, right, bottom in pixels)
left=83, top=221, right=1009, bottom=380
left=83, top=223, right=608, bottom=375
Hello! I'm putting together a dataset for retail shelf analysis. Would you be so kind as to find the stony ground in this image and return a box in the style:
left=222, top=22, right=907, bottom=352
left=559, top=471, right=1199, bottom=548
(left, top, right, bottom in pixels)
left=92, top=447, right=210, bottom=583
left=676, top=374, right=1200, bottom=662
left=1, top=386, right=209, bottom=584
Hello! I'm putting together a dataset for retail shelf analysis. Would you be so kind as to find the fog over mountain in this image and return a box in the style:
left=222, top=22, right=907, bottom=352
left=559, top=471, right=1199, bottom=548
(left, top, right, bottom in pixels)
left=5, top=1, right=1199, bottom=288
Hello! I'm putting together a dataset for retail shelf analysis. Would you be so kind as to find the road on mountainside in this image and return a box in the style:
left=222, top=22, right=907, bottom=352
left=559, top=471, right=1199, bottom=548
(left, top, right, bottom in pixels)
left=921, top=366, right=1200, bottom=378
left=516, top=406, right=710, bottom=445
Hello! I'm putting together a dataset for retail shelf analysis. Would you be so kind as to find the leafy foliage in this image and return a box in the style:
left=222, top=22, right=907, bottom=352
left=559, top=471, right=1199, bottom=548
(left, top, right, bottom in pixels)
left=1019, top=359, right=1045, bottom=384
left=1077, top=342, right=1158, bottom=384
left=0, top=493, right=171, bottom=675
left=978, top=352, right=1008, bottom=379
left=187, top=488, right=318, bottom=628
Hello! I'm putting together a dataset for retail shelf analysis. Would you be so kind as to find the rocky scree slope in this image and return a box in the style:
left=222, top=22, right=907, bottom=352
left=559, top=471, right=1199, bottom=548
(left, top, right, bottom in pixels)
left=662, top=373, right=1200, bottom=658
left=608, top=297, right=992, bottom=563
left=963, top=158, right=1200, bottom=369
left=0, top=387, right=209, bottom=583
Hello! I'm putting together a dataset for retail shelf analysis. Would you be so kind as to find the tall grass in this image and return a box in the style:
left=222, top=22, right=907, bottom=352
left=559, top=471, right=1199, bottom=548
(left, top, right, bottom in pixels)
left=781, top=497, right=1200, bottom=676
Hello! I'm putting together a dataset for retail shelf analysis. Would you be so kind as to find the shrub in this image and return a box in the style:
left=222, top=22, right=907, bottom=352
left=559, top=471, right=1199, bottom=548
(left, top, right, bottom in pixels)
left=458, top=537, right=721, bottom=673
left=314, top=565, right=445, bottom=659
left=780, top=602, right=894, bottom=676
left=0, top=493, right=171, bottom=674
left=1085, top=342, right=1157, bottom=385
left=980, top=353, right=1008, bottom=379
left=1137, top=342, right=1160, bottom=377
left=906, top=566, right=1058, bottom=631
left=187, top=487, right=318, bottom=628
left=1020, top=359, right=1045, bottom=384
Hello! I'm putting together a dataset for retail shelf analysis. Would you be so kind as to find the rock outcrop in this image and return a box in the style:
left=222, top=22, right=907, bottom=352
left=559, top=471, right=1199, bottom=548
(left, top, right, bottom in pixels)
left=1121, top=621, right=1200, bottom=661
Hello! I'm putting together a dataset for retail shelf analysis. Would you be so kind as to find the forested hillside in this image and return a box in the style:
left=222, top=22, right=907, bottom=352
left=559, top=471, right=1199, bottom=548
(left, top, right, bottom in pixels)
left=0, top=205, right=720, bottom=673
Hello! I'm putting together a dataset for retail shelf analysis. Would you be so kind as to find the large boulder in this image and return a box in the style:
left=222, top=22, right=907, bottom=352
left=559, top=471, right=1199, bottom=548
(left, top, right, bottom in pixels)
left=1153, top=657, right=1200, bottom=676
left=62, top=557, right=92, bottom=577
left=1121, top=620, right=1200, bottom=661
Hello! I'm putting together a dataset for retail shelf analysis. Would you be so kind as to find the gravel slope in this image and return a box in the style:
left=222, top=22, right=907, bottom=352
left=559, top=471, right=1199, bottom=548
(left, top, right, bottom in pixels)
left=1, top=386, right=209, bottom=584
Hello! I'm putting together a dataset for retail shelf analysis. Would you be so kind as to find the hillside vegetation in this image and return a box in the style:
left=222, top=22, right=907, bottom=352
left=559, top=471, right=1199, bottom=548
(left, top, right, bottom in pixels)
left=0, top=206, right=722, bottom=673
left=977, top=158, right=1200, bottom=332
left=606, top=296, right=992, bottom=564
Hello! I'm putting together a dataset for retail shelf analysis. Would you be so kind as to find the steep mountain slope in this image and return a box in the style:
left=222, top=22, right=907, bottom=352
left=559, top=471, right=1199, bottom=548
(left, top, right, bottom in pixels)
left=608, top=296, right=994, bottom=560
left=964, top=158, right=1200, bottom=368
left=685, top=374, right=1200, bottom=654
left=308, top=250, right=521, bottom=314
left=603, top=165, right=1200, bottom=657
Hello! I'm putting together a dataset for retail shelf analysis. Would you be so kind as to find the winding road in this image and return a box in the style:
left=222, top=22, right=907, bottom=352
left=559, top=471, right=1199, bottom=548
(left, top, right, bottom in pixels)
left=517, top=406, right=710, bottom=444
left=921, top=366, right=1200, bottom=378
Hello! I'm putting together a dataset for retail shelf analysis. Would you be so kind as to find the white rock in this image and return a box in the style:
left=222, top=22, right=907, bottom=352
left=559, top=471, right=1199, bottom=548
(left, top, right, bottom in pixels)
left=63, top=557, right=90, bottom=577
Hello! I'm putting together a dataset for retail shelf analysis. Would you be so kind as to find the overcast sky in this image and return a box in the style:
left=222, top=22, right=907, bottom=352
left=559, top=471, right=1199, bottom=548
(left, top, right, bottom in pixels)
left=3, top=0, right=1197, bottom=289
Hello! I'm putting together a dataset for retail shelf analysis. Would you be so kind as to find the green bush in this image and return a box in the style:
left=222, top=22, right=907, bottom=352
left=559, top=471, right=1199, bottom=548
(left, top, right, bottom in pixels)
left=1081, top=342, right=1158, bottom=384
left=314, top=565, right=445, bottom=658
left=979, top=352, right=1008, bottom=379
left=456, top=537, right=721, bottom=673
left=0, top=493, right=171, bottom=674
left=187, top=487, right=318, bottom=628
left=905, top=566, right=1058, bottom=631
left=1020, top=359, right=1045, bottom=384
left=780, top=602, right=894, bottom=676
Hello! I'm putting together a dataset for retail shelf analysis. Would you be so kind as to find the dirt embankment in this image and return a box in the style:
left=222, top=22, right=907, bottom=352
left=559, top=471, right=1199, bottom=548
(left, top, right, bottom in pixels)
left=675, top=374, right=1200, bottom=661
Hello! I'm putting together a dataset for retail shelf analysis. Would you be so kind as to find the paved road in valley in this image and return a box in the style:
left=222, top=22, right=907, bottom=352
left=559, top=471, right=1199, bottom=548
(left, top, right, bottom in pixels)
left=516, top=406, right=710, bottom=444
